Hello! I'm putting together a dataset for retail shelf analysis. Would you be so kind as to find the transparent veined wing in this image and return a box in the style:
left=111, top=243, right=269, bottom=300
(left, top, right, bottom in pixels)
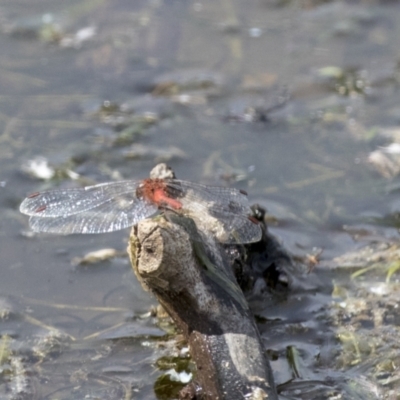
left=20, top=180, right=159, bottom=234
left=27, top=194, right=158, bottom=234
left=166, top=180, right=262, bottom=244
left=20, top=180, right=143, bottom=217
left=191, top=212, right=262, bottom=244
left=19, top=178, right=262, bottom=240
left=166, top=180, right=251, bottom=214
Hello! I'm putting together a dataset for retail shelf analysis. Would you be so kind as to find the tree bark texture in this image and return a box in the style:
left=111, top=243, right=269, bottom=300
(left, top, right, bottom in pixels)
left=127, top=215, right=278, bottom=400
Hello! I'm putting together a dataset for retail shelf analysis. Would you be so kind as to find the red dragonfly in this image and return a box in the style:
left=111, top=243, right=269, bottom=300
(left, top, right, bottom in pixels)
left=19, top=178, right=262, bottom=244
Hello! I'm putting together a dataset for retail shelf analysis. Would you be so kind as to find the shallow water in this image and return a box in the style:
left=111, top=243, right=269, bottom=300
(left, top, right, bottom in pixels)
left=1, top=0, right=400, bottom=398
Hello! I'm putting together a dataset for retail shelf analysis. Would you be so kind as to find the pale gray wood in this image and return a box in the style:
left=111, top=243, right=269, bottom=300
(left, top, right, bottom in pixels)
left=127, top=215, right=278, bottom=400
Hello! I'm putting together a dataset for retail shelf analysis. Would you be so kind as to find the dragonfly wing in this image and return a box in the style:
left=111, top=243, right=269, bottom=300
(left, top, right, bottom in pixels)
left=167, top=180, right=251, bottom=215
left=166, top=180, right=262, bottom=244
left=190, top=213, right=262, bottom=244
left=20, top=181, right=142, bottom=217
left=28, top=195, right=158, bottom=234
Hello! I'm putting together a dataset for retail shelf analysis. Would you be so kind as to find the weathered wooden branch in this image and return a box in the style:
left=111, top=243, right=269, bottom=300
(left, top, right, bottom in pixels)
left=127, top=215, right=278, bottom=400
